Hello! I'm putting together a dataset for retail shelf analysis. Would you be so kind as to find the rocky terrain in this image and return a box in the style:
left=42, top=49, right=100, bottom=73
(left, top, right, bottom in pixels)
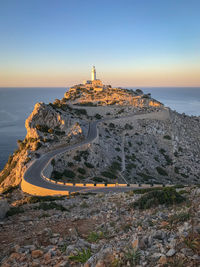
left=0, top=85, right=200, bottom=190
left=0, top=185, right=200, bottom=266
left=52, top=108, right=200, bottom=185
left=0, top=84, right=200, bottom=266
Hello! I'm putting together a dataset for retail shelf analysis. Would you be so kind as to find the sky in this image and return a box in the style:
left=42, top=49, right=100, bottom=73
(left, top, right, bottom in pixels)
left=0, top=0, right=200, bottom=87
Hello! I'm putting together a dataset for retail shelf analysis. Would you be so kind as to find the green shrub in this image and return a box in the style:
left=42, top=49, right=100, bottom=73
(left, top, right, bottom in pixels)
left=163, top=154, right=173, bottom=165
left=51, top=170, right=63, bottom=180
left=169, top=212, right=190, bottom=224
left=133, top=187, right=186, bottom=210
left=78, top=175, right=85, bottom=180
left=174, top=166, right=180, bottom=174
left=101, top=171, right=115, bottom=179
left=77, top=168, right=86, bottom=175
left=137, top=172, right=154, bottom=181
left=132, top=187, right=164, bottom=194
left=159, top=148, right=166, bottom=154
left=156, top=166, right=168, bottom=176
left=76, top=102, right=97, bottom=106
left=51, top=159, right=55, bottom=166
left=87, top=231, right=104, bottom=242
left=109, top=161, right=121, bottom=172
left=26, top=195, right=65, bottom=204
left=68, top=162, right=74, bottom=167
left=124, top=248, right=141, bottom=266
left=95, top=113, right=102, bottom=119
left=63, top=169, right=75, bottom=178
left=80, top=201, right=89, bottom=208
left=125, top=123, right=133, bottom=130
left=68, top=248, right=92, bottom=264
left=34, top=202, right=67, bottom=211
left=173, top=184, right=185, bottom=189
left=92, top=177, right=107, bottom=183
left=6, top=207, right=24, bottom=217
left=2, top=185, right=19, bottom=195
left=142, top=94, right=150, bottom=99
left=36, top=124, right=49, bottom=132
left=73, top=150, right=89, bottom=162
left=74, top=108, right=87, bottom=116
left=84, top=162, right=94, bottom=168
left=126, top=163, right=137, bottom=170
left=55, top=130, right=65, bottom=136
left=109, top=123, right=115, bottom=128
left=154, top=156, right=160, bottom=162
left=163, top=135, right=171, bottom=140
left=73, top=155, right=81, bottom=162
left=35, top=141, right=42, bottom=150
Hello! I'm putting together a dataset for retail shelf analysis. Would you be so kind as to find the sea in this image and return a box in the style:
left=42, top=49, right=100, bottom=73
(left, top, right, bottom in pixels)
left=0, top=87, right=200, bottom=171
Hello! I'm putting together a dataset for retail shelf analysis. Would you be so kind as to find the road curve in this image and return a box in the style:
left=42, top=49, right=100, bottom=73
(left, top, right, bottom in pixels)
left=23, top=109, right=169, bottom=195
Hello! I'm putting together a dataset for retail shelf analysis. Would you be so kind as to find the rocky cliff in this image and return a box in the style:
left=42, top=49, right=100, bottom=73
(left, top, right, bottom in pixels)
left=0, top=100, right=87, bottom=190
left=0, top=86, right=199, bottom=191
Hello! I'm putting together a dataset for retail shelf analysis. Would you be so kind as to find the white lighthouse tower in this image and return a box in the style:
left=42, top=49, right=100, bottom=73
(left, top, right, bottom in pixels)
left=91, top=66, right=96, bottom=81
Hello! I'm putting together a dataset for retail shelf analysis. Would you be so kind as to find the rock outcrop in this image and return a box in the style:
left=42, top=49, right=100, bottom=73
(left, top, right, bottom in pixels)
left=25, top=102, right=67, bottom=140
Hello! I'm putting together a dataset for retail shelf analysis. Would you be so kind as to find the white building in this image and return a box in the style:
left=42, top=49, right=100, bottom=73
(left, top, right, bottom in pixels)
left=91, top=65, right=96, bottom=81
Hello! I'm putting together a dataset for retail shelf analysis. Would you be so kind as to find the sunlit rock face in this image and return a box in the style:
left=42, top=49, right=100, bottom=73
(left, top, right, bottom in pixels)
left=25, top=102, right=67, bottom=139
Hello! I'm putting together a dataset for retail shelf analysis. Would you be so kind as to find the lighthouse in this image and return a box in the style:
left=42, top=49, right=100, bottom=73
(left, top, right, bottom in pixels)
left=83, top=66, right=103, bottom=90
left=91, top=66, right=96, bottom=81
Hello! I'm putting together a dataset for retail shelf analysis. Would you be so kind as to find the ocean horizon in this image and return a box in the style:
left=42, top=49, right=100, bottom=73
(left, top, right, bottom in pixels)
left=0, top=86, right=199, bottom=170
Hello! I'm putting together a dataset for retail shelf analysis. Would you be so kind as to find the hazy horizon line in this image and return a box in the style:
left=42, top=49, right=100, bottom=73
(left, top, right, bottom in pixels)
left=1, top=86, right=200, bottom=89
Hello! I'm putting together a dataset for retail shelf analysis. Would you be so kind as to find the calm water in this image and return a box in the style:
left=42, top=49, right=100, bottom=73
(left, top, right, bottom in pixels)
left=0, top=87, right=199, bottom=170
left=0, top=88, right=66, bottom=170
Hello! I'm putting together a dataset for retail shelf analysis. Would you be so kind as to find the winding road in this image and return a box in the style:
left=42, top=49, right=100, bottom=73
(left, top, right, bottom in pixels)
left=22, top=109, right=169, bottom=195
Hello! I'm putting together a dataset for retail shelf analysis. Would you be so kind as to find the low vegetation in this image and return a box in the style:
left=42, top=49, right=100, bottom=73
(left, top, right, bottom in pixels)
left=124, top=248, right=141, bottom=266
left=87, top=231, right=104, bottom=242
left=6, top=206, right=24, bottom=217
left=34, top=202, right=67, bottom=211
left=68, top=248, right=92, bottom=264
left=132, top=187, right=186, bottom=209
left=156, top=166, right=168, bottom=176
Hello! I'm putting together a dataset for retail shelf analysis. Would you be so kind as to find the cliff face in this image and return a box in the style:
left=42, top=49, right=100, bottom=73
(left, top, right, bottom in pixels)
left=25, top=102, right=67, bottom=139
left=0, top=102, right=86, bottom=191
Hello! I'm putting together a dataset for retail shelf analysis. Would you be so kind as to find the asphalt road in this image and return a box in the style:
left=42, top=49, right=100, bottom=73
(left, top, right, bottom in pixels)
left=24, top=120, right=100, bottom=193
left=23, top=109, right=168, bottom=194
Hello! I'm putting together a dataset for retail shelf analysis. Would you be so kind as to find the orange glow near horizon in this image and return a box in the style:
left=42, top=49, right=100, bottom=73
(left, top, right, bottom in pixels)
left=1, top=66, right=200, bottom=88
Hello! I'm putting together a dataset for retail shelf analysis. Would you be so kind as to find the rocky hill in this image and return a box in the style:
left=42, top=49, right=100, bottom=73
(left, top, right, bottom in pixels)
left=0, top=85, right=200, bottom=191
left=0, top=85, right=200, bottom=267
